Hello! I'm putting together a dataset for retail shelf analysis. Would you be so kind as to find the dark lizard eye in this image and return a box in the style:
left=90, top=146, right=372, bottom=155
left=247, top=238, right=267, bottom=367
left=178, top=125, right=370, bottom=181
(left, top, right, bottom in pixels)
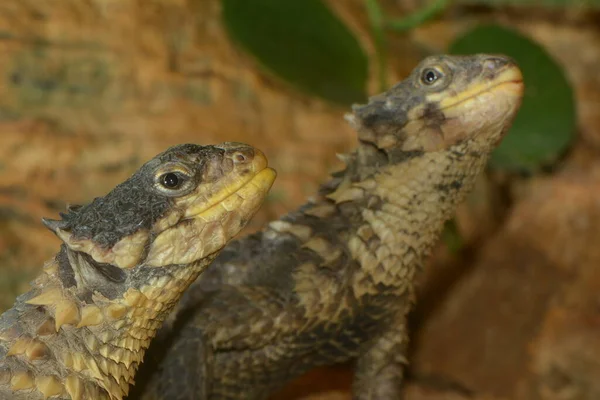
left=154, top=164, right=194, bottom=196
left=421, top=68, right=441, bottom=85
left=161, top=172, right=182, bottom=189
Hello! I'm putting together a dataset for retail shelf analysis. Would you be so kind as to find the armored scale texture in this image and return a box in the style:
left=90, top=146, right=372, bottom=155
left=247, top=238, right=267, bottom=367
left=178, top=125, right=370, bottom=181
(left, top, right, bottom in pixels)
left=132, top=54, right=525, bottom=400
left=0, top=143, right=276, bottom=400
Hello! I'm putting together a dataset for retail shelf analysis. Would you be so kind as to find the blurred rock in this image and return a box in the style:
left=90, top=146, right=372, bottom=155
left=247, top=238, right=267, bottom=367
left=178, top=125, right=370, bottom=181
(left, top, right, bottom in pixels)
left=412, top=172, right=600, bottom=400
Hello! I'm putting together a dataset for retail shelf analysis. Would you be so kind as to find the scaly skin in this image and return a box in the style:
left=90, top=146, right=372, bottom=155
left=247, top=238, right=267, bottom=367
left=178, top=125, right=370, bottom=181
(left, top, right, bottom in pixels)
left=131, top=54, right=524, bottom=400
left=0, top=143, right=276, bottom=400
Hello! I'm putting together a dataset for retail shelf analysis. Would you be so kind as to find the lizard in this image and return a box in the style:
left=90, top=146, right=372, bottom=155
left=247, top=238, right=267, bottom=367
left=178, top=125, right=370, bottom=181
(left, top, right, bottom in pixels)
left=0, top=142, right=276, bottom=400
left=130, top=54, right=525, bottom=400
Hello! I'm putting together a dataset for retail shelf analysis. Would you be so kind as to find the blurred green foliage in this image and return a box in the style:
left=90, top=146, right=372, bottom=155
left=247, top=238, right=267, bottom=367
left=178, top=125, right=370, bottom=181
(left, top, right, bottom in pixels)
left=222, top=0, right=368, bottom=105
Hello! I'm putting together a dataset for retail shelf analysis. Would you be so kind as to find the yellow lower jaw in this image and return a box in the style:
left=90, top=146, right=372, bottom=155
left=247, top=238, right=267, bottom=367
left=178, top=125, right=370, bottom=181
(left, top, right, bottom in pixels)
left=194, top=167, right=276, bottom=222
left=183, top=163, right=275, bottom=219
left=437, top=66, right=524, bottom=111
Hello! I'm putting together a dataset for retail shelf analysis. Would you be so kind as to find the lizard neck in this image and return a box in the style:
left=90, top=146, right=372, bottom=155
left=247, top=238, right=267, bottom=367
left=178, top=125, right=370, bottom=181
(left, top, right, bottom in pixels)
left=5, top=247, right=213, bottom=399
left=327, top=140, right=488, bottom=299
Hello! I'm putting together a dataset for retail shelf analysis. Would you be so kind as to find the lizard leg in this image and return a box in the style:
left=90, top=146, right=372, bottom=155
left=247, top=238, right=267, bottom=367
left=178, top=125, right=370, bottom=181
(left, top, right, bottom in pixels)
left=352, top=313, right=410, bottom=400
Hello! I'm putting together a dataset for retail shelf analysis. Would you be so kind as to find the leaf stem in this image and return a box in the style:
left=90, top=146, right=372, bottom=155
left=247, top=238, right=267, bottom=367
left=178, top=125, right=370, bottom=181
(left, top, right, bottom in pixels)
left=386, top=0, right=450, bottom=32
left=364, top=0, right=388, bottom=92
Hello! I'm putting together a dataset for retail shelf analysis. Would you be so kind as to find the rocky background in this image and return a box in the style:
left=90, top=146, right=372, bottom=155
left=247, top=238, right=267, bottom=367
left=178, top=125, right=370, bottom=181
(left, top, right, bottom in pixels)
left=1, top=1, right=600, bottom=399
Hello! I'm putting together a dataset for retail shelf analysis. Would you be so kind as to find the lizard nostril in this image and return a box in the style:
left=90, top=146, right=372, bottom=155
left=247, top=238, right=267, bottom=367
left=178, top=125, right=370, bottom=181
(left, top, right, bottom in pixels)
left=233, top=151, right=252, bottom=164
left=483, top=56, right=511, bottom=71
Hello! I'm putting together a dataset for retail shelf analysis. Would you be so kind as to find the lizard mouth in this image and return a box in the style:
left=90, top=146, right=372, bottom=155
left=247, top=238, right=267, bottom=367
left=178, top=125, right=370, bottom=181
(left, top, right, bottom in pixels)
left=189, top=166, right=276, bottom=222
left=182, top=145, right=276, bottom=221
left=439, top=65, right=524, bottom=112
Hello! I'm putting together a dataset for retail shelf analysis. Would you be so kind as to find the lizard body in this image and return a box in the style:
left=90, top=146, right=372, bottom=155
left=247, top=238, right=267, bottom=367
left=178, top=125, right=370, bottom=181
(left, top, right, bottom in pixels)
left=0, top=143, right=275, bottom=400
left=132, top=54, right=524, bottom=400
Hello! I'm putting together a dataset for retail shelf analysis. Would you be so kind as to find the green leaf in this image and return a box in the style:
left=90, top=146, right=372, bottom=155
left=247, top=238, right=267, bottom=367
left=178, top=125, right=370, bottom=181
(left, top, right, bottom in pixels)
left=450, top=24, right=576, bottom=171
left=222, top=0, right=368, bottom=105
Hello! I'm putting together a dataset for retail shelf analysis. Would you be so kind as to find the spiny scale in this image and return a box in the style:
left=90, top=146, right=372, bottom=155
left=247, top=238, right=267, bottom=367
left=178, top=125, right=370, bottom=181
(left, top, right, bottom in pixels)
left=0, top=260, right=205, bottom=399
left=0, top=142, right=277, bottom=399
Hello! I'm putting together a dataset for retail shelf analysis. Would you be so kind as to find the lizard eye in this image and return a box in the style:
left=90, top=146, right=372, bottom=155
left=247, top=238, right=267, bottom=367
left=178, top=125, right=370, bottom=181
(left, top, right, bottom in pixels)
left=161, top=172, right=182, bottom=189
left=421, top=68, right=442, bottom=85
left=154, top=169, right=194, bottom=196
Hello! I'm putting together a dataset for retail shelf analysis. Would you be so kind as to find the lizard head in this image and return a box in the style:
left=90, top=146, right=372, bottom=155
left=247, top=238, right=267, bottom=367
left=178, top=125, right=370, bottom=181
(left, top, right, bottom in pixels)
left=42, top=143, right=276, bottom=270
left=348, top=53, right=524, bottom=154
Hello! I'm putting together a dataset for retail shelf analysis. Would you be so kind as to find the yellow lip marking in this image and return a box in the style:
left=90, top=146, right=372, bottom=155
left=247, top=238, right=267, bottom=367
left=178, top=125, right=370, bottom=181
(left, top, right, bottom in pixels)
left=183, top=149, right=272, bottom=219
left=193, top=168, right=276, bottom=222
left=436, top=66, right=524, bottom=111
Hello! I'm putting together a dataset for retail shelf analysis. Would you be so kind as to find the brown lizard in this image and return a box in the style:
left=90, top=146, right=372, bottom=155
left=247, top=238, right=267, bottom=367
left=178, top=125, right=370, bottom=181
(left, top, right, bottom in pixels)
left=131, top=54, right=524, bottom=400
left=0, top=143, right=276, bottom=400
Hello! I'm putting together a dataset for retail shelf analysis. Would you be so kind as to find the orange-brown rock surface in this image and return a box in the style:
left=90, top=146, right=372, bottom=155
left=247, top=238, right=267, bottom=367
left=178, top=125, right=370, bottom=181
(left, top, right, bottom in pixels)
left=412, top=170, right=600, bottom=400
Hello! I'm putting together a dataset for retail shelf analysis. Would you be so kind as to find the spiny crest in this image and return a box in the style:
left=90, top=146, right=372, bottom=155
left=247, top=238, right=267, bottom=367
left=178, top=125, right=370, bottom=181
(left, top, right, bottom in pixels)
left=3, top=370, right=66, bottom=397
left=345, top=79, right=413, bottom=145
left=26, top=287, right=96, bottom=331
left=6, top=285, right=163, bottom=398
left=41, top=203, right=85, bottom=233
left=8, top=368, right=87, bottom=398
left=23, top=286, right=158, bottom=333
left=6, top=337, right=50, bottom=361
left=267, top=221, right=312, bottom=242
